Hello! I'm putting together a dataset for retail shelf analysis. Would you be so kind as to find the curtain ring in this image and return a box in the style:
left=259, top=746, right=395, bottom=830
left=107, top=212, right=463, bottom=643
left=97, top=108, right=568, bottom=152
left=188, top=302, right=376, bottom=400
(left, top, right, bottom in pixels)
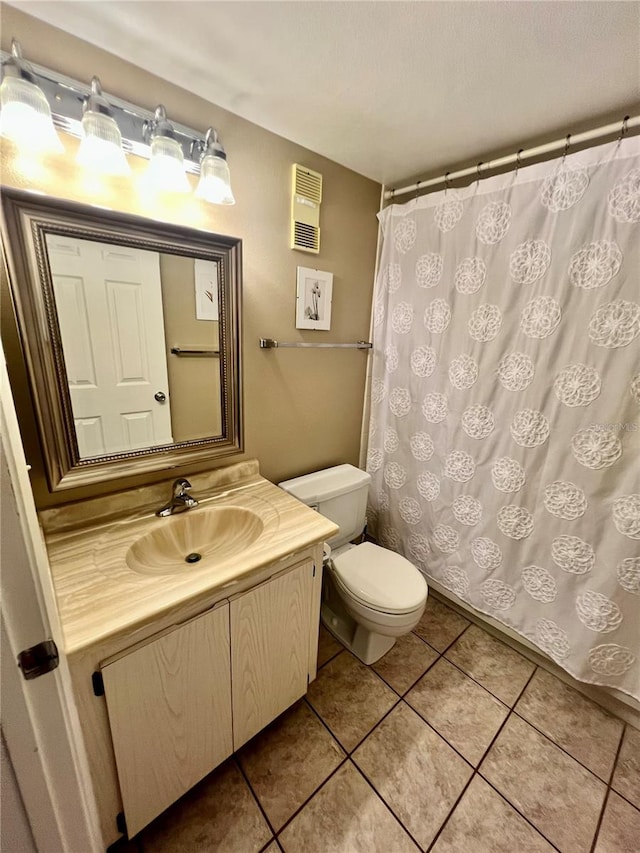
left=476, top=161, right=484, bottom=184
left=563, top=134, right=571, bottom=161
left=618, top=115, right=630, bottom=141
left=515, top=148, right=524, bottom=175
left=444, top=171, right=451, bottom=193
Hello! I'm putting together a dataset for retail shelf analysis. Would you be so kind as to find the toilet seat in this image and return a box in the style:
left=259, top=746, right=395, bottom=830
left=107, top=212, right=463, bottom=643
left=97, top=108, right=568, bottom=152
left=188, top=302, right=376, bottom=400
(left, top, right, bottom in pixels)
left=331, top=542, right=428, bottom=615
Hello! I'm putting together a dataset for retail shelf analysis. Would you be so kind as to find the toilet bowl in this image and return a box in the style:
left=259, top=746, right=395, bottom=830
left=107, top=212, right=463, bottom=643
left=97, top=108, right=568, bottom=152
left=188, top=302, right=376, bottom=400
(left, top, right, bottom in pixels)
left=321, top=541, right=428, bottom=663
left=279, top=465, right=428, bottom=665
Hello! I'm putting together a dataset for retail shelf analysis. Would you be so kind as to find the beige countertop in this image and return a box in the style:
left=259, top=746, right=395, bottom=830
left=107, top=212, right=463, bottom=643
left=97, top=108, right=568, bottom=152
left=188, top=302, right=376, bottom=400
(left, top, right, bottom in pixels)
left=43, top=463, right=338, bottom=654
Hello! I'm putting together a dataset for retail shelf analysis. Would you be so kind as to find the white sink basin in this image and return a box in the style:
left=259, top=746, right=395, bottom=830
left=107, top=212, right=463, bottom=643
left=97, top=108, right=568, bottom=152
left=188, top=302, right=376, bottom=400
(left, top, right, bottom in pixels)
left=126, top=506, right=264, bottom=576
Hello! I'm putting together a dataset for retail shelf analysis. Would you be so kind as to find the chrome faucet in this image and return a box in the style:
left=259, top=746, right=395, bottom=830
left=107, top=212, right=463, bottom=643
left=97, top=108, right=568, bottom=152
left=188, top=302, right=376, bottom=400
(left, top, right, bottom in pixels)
left=156, top=478, right=199, bottom=517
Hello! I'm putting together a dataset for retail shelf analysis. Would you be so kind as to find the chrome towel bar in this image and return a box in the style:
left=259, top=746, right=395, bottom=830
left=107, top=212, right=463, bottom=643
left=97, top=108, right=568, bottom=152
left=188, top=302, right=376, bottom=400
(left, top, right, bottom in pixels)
left=259, top=338, right=372, bottom=349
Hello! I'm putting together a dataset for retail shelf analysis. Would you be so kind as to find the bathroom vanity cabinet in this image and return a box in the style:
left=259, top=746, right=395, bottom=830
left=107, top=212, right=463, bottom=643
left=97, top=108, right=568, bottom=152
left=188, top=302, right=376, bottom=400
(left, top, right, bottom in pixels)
left=66, top=546, right=323, bottom=846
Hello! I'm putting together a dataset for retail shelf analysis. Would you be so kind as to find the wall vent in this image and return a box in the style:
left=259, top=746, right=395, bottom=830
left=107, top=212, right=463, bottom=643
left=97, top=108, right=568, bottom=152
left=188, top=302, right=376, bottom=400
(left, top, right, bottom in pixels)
left=291, top=164, right=322, bottom=253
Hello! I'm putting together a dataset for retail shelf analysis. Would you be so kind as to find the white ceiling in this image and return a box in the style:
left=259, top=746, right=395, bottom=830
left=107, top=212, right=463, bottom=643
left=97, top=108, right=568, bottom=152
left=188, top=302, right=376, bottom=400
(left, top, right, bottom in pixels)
left=8, top=1, right=640, bottom=186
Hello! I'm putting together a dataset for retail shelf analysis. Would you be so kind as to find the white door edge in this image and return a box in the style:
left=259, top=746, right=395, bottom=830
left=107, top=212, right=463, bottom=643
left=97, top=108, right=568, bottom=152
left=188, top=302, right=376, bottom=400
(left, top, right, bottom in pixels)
left=1, top=343, right=102, bottom=853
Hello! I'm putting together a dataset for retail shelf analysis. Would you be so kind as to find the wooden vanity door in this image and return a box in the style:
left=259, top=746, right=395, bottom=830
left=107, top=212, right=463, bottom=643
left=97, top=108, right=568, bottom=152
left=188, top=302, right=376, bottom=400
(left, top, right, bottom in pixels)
left=101, top=602, right=233, bottom=837
left=231, top=559, right=314, bottom=749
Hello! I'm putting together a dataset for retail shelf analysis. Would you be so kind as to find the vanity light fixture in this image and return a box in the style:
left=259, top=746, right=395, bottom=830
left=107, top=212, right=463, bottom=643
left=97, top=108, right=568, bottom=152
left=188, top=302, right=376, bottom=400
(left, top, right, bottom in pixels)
left=0, top=42, right=235, bottom=204
left=76, top=76, right=130, bottom=176
left=0, top=39, right=63, bottom=154
left=195, top=128, right=235, bottom=205
left=143, top=105, right=190, bottom=193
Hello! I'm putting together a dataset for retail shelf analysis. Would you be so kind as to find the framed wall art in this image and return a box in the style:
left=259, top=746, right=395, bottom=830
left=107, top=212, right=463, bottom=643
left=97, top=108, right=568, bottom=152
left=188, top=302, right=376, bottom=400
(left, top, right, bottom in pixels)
left=295, top=266, right=333, bottom=331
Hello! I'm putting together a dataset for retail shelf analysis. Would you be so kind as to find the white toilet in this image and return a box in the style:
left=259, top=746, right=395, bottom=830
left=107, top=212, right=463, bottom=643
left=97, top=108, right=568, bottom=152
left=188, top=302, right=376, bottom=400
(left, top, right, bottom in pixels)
left=279, top=464, right=428, bottom=665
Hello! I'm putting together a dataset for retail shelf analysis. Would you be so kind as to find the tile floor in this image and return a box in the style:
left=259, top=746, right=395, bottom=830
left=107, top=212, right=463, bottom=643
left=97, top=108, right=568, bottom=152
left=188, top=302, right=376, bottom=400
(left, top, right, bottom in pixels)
left=124, top=595, right=639, bottom=853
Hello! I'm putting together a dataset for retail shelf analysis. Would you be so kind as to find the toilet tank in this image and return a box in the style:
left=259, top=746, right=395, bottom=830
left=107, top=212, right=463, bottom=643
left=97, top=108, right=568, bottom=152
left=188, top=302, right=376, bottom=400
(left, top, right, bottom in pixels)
left=279, top=464, right=371, bottom=549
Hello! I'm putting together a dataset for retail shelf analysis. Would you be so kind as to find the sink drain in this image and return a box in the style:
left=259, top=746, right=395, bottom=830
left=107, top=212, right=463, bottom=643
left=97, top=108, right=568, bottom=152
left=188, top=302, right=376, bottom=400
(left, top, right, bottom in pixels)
left=185, top=552, right=202, bottom=564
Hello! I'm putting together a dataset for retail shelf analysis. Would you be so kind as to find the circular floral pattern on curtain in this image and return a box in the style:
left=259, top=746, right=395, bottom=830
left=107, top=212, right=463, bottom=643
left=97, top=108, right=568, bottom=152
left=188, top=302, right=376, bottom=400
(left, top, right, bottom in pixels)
left=498, top=352, right=535, bottom=391
left=497, top=506, right=534, bottom=539
left=391, top=302, right=414, bottom=334
left=608, top=167, right=640, bottom=223
left=554, top=364, right=601, bottom=407
left=455, top=257, right=487, bottom=294
left=383, top=462, right=407, bottom=489
left=379, top=527, right=400, bottom=549
left=535, top=619, right=570, bottom=661
left=399, top=497, right=423, bottom=525
left=612, top=494, right=640, bottom=539
left=443, top=567, right=469, bottom=597
left=434, top=198, right=464, bottom=232
left=433, top=524, right=460, bottom=553
left=509, top=239, right=551, bottom=284
left=491, top=457, right=525, bottom=493
left=374, top=300, right=385, bottom=327
left=449, top=354, right=479, bottom=390
left=617, top=557, right=640, bottom=594
left=471, top=537, right=503, bottom=570
left=588, top=299, right=640, bottom=348
left=408, top=533, right=431, bottom=564
left=568, top=240, right=622, bottom=289
left=415, top=253, right=443, bottom=288
left=481, top=579, right=516, bottom=610
left=367, top=448, right=383, bottom=473
left=462, top=405, right=495, bottom=439
left=551, top=536, right=595, bottom=574
left=589, top=645, right=636, bottom=676
left=411, top=346, right=437, bottom=377
left=630, top=374, right=640, bottom=403
left=383, top=428, right=399, bottom=453
left=424, top=299, right=451, bottom=333
left=389, top=387, right=412, bottom=417
left=468, top=304, right=503, bottom=342
left=543, top=481, right=587, bottom=519
left=576, top=591, right=623, bottom=633
left=409, top=432, right=434, bottom=461
left=452, top=495, right=483, bottom=526
left=540, top=166, right=589, bottom=211
left=417, top=471, right=440, bottom=502
left=382, top=263, right=402, bottom=293
left=394, top=218, right=417, bottom=253
left=571, top=427, right=622, bottom=470
left=384, top=344, right=399, bottom=373
left=520, top=296, right=562, bottom=339
left=522, top=566, right=557, bottom=603
left=377, top=490, right=390, bottom=512
left=422, top=392, right=448, bottom=423
left=371, top=378, right=387, bottom=403
left=476, top=201, right=512, bottom=244
left=510, top=409, right=550, bottom=447
left=443, top=450, right=476, bottom=482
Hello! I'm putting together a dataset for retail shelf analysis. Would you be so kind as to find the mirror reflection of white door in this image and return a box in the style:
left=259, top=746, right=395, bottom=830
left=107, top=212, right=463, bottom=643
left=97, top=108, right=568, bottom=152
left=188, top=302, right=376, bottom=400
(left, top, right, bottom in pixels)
left=45, top=235, right=173, bottom=458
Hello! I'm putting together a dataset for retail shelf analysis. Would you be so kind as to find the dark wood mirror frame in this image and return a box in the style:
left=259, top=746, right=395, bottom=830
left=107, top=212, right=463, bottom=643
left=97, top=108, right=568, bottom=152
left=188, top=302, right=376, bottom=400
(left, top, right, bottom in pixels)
left=1, top=188, right=243, bottom=491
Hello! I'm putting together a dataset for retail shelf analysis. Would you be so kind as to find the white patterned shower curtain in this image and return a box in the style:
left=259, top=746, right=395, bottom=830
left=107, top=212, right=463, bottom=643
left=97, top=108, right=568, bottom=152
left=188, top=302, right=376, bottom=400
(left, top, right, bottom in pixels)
left=366, top=139, right=640, bottom=700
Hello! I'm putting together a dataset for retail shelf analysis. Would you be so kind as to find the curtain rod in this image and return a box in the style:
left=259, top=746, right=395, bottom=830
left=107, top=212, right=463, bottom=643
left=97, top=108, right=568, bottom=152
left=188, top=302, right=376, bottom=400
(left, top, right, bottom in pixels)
left=384, top=115, right=640, bottom=201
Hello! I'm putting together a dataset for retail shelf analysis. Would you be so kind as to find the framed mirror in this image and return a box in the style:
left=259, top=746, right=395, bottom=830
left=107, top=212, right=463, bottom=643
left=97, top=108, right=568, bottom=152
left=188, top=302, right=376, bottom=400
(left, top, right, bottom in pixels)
left=1, top=188, right=242, bottom=491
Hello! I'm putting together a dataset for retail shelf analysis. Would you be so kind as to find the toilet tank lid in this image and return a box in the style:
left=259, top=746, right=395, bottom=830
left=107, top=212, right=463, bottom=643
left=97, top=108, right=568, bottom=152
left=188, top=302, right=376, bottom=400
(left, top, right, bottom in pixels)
left=278, top=464, right=371, bottom=505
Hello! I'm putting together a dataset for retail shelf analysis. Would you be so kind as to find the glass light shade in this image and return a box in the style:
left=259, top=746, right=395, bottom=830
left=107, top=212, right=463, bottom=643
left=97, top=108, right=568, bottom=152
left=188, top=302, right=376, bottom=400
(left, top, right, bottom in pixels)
left=76, top=110, right=130, bottom=176
left=145, top=135, right=190, bottom=193
left=196, top=153, right=235, bottom=205
left=0, top=76, right=63, bottom=153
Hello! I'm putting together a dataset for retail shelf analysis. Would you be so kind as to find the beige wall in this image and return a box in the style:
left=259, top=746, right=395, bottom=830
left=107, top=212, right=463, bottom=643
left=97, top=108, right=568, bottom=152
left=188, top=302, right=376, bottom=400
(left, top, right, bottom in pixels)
left=159, top=254, right=222, bottom=442
left=0, top=6, right=381, bottom=508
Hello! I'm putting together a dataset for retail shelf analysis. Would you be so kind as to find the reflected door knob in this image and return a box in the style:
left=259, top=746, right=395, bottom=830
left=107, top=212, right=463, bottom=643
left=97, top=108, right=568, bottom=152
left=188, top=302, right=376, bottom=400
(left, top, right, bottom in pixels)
left=154, top=391, right=167, bottom=403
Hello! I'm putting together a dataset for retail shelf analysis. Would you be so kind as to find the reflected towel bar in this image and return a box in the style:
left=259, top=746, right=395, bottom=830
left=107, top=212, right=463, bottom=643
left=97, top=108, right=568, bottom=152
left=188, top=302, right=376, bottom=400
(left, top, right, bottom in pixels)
left=259, top=338, right=372, bottom=349
left=171, top=347, right=220, bottom=357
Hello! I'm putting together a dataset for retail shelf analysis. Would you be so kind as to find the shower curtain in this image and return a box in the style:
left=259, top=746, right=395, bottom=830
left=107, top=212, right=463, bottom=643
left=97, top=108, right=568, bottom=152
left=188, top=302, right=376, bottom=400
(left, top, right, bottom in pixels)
left=367, top=138, right=640, bottom=700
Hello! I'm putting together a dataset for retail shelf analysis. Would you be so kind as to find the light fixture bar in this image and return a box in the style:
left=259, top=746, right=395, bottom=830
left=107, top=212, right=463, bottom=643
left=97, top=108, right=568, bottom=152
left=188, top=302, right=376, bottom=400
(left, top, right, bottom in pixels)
left=0, top=50, right=206, bottom=174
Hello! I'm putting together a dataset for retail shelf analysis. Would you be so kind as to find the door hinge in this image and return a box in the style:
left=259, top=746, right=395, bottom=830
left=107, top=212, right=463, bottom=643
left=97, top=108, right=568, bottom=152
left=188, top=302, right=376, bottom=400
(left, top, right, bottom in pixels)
left=312, top=563, right=316, bottom=577
left=17, top=639, right=59, bottom=680
left=116, top=811, right=127, bottom=836
left=92, top=671, right=105, bottom=696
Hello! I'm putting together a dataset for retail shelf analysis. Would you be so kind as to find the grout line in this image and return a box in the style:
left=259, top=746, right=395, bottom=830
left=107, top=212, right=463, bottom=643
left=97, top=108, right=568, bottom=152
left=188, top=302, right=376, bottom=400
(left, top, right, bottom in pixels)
left=439, top=653, right=513, bottom=710
left=589, top=723, right=629, bottom=853
left=273, top=757, right=349, bottom=840
left=233, top=755, right=278, bottom=839
left=348, top=758, right=425, bottom=850
left=372, top=647, right=441, bottom=698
